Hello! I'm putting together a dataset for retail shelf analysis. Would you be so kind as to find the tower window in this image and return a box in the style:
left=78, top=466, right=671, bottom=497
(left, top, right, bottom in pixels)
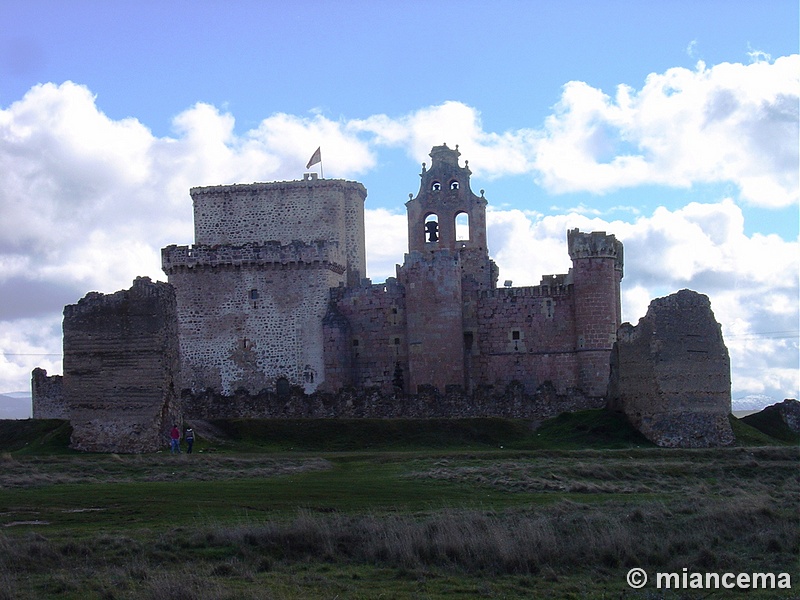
left=249, top=289, right=259, bottom=300
left=431, top=181, right=441, bottom=191
left=450, top=180, right=459, bottom=190
left=512, top=330, right=521, bottom=341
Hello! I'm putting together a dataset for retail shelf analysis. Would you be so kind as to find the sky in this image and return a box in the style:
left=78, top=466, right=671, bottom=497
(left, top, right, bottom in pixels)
left=0, top=0, right=798, bottom=408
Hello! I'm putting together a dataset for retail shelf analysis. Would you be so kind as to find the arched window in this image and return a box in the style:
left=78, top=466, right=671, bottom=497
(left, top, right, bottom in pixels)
left=424, top=213, right=439, bottom=243
left=431, top=181, right=441, bottom=191
left=450, top=180, right=459, bottom=190
left=455, top=211, right=470, bottom=241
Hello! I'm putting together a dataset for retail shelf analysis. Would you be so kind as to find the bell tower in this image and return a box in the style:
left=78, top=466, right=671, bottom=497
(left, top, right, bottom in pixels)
left=399, top=144, right=497, bottom=393
left=405, top=143, right=496, bottom=290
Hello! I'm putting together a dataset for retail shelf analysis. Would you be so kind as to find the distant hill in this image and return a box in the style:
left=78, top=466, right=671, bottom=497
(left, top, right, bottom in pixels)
left=0, top=392, right=32, bottom=419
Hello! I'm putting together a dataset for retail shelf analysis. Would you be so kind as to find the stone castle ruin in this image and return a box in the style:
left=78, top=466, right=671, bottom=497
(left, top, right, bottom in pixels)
left=32, top=144, right=733, bottom=451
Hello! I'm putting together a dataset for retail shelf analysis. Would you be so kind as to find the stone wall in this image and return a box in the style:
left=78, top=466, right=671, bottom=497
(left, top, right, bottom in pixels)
left=475, top=284, right=578, bottom=394
left=62, top=277, right=181, bottom=453
left=398, top=249, right=466, bottom=393
left=322, top=278, right=407, bottom=392
left=190, top=176, right=367, bottom=286
left=608, top=289, right=734, bottom=447
left=31, top=368, right=66, bottom=419
left=182, top=381, right=604, bottom=421
left=166, top=261, right=342, bottom=395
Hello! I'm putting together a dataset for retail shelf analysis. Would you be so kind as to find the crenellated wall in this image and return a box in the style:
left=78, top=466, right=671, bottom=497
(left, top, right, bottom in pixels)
left=190, top=175, right=366, bottom=286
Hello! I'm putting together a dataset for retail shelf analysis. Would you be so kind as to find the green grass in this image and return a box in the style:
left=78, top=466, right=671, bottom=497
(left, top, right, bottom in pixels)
left=0, top=444, right=797, bottom=599
left=0, top=419, right=74, bottom=454
left=204, top=410, right=654, bottom=453
left=740, top=408, right=800, bottom=444
left=0, top=411, right=796, bottom=598
left=2, top=409, right=789, bottom=456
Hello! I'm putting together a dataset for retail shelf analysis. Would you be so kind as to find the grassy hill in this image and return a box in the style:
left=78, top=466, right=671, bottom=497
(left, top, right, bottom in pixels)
left=740, top=404, right=800, bottom=444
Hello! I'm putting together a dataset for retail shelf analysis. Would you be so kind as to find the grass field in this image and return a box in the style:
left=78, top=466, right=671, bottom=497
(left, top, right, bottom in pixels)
left=0, top=411, right=797, bottom=599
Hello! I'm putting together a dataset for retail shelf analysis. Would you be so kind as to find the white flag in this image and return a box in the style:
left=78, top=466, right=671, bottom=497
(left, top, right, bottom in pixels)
left=306, top=147, right=322, bottom=169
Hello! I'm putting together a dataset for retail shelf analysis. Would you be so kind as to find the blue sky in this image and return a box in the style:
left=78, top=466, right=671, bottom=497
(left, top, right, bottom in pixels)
left=0, top=0, right=798, bottom=407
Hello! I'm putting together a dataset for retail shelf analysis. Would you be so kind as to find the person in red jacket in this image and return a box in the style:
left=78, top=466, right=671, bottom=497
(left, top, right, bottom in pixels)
left=169, top=424, right=181, bottom=454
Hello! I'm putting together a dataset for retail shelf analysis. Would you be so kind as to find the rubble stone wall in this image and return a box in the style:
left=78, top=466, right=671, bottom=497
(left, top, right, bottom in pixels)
left=182, top=381, right=604, bottom=421
left=31, top=368, right=66, bottom=419
left=63, top=277, right=180, bottom=453
left=608, top=289, right=734, bottom=447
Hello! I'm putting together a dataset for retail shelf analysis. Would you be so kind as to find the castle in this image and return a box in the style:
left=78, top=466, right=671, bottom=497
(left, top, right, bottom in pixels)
left=163, top=143, right=622, bottom=399
left=32, top=144, right=733, bottom=451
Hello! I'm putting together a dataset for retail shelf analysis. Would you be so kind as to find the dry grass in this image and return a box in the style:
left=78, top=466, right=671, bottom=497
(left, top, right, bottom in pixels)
left=0, top=454, right=332, bottom=489
left=0, top=446, right=796, bottom=598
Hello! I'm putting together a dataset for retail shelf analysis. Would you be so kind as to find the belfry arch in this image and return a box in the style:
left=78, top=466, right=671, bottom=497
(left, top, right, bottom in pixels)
left=405, top=143, right=488, bottom=254
left=455, top=211, right=469, bottom=242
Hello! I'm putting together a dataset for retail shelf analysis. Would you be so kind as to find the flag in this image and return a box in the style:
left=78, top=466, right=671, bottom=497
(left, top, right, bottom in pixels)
left=306, top=147, right=321, bottom=169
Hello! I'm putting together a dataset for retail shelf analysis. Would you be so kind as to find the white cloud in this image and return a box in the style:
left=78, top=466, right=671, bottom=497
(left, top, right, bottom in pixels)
left=0, top=61, right=797, bottom=402
left=533, top=55, right=799, bottom=207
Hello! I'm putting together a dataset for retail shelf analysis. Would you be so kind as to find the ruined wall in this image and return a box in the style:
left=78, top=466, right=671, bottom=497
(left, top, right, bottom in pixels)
left=31, top=368, right=66, bottom=419
left=63, top=277, right=180, bottom=453
left=608, top=289, right=734, bottom=448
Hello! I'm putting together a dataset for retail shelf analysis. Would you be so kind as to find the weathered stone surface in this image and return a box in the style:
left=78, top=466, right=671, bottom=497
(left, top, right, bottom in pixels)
left=182, top=380, right=604, bottom=421
left=63, top=277, right=180, bottom=453
left=608, top=289, right=734, bottom=447
left=31, top=368, right=65, bottom=419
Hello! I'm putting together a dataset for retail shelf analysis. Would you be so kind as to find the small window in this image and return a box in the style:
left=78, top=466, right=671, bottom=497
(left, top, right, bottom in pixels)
left=432, top=181, right=441, bottom=191
left=450, top=180, right=459, bottom=190
left=512, top=330, right=521, bottom=341
left=352, top=339, right=359, bottom=347
left=394, top=337, right=400, bottom=345
left=249, top=289, right=259, bottom=300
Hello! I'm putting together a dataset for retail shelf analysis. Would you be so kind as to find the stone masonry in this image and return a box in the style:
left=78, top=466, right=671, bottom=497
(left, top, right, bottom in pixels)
left=30, top=144, right=737, bottom=451
left=162, top=174, right=366, bottom=395
left=59, top=277, right=180, bottom=452
left=607, top=289, right=734, bottom=447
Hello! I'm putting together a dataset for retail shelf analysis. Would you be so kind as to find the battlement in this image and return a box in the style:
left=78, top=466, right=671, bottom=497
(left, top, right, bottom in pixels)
left=161, top=241, right=347, bottom=275
left=567, top=229, right=624, bottom=272
left=480, top=281, right=573, bottom=300
left=190, top=177, right=366, bottom=197
left=64, top=277, right=173, bottom=319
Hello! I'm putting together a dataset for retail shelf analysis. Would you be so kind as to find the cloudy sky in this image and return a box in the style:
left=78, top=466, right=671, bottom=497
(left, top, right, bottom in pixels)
left=1, top=0, right=797, bottom=406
